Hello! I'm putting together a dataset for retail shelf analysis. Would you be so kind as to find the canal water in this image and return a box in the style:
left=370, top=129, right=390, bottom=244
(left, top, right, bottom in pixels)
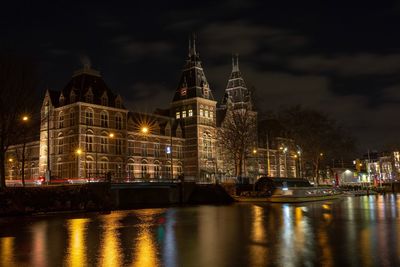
left=0, top=194, right=399, bottom=267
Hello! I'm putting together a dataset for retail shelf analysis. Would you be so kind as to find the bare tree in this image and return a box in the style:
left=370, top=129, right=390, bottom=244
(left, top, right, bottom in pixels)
left=277, top=105, right=355, bottom=184
left=0, top=52, right=38, bottom=189
left=218, top=107, right=257, bottom=178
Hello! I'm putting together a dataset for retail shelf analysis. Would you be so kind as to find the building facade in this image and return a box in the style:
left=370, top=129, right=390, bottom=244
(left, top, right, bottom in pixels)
left=5, top=39, right=298, bottom=184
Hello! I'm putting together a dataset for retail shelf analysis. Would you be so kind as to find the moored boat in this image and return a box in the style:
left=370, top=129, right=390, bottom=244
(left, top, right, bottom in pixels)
left=235, top=177, right=343, bottom=203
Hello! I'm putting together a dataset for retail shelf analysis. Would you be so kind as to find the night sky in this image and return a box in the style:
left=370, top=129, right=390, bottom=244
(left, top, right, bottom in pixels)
left=2, top=1, right=400, bottom=151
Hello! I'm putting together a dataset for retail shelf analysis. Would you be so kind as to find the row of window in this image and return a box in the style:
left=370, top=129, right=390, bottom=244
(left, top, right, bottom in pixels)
left=175, top=108, right=214, bottom=120
left=58, top=109, right=124, bottom=129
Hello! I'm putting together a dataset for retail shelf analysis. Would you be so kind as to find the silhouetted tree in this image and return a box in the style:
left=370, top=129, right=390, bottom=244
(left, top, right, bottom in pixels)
left=277, top=105, right=355, bottom=184
left=0, top=52, right=38, bottom=189
left=218, top=107, right=257, bottom=177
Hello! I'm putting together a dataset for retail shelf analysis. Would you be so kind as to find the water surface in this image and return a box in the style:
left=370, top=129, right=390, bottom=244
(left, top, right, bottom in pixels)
left=1, top=194, right=399, bottom=267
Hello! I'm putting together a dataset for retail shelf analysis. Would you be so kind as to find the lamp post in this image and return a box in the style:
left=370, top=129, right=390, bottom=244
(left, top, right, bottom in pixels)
left=252, top=148, right=258, bottom=191
left=75, top=148, right=82, bottom=178
left=21, top=115, right=29, bottom=186
left=297, top=148, right=302, bottom=178
left=280, top=146, right=288, bottom=177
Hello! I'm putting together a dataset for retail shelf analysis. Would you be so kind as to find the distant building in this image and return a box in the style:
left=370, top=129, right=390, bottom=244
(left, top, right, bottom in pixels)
left=5, top=38, right=298, bottom=184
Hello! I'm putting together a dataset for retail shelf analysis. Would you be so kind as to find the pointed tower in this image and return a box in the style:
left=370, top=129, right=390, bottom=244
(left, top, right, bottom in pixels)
left=220, top=54, right=252, bottom=110
left=171, top=36, right=217, bottom=181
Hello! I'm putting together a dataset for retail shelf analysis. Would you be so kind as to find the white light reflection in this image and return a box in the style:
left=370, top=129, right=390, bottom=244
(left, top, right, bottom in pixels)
left=162, top=209, right=177, bottom=267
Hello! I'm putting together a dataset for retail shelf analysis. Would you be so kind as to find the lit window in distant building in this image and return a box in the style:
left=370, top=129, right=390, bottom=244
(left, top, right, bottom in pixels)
left=205, top=110, right=209, bottom=117
left=182, top=111, right=187, bottom=118
left=200, top=109, right=204, bottom=117
left=100, top=112, right=108, bottom=128
left=176, top=112, right=180, bottom=119
left=210, top=111, right=214, bottom=120
left=188, top=109, right=193, bottom=117
left=181, top=88, right=187, bottom=96
left=85, top=109, right=93, bottom=126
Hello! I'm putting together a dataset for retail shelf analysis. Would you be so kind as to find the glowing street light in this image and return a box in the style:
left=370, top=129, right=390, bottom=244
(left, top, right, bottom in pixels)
left=76, top=148, right=82, bottom=155
left=141, top=126, right=149, bottom=134
left=109, top=133, right=114, bottom=138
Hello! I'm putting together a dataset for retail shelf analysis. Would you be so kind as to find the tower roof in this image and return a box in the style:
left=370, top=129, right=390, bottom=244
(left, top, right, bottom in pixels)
left=172, top=35, right=214, bottom=102
left=221, top=54, right=252, bottom=109
left=60, top=64, right=123, bottom=108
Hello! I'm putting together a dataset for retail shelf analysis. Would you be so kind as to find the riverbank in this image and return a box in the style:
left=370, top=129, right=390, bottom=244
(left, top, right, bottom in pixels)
left=0, top=183, right=234, bottom=217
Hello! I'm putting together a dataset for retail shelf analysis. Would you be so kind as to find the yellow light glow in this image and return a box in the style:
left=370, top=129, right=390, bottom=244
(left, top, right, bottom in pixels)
left=141, top=126, right=149, bottom=134
left=294, top=154, right=298, bottom=158
left=65, top=218, right=90, bottom=267
left=109, top=133, right=114, bottom=138
left=76, top=149, right=82, bottom=155
left=8, top=158, right=13, bottom=162
left=252, top=149, right=257, bottom=154
left=320, top=153, right=324, bottom=157
left=22, top=115, right=29, bottom=121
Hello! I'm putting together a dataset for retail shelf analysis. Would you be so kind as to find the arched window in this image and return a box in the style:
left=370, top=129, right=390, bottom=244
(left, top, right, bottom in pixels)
left=203, top=133, right=212, bottom=159
left=127, top=159, right=134, bottom=179
left=57, top=133, right=64, bottom=154
left=154, top=161, right=161, bottom=179
left=141, top=159, right=148, bottom=178
left=100, top=111, right=109, bottom=128
left=100, top=132, right=109, bottom=153
left=85, top=130, right=94, bottom=152
left=85, top=109, right=94, bottom=126
left=115, top=113, right=123, bottom=130
left=99, top=157, right=109, bottom=177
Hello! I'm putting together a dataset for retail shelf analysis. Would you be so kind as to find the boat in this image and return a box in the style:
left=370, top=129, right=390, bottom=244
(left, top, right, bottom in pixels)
left=234, top=177, right=343, bottom=203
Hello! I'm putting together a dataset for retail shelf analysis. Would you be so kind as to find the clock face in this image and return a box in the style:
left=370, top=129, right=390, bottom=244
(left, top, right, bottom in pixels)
left=181, top=88, right=187, bottom=96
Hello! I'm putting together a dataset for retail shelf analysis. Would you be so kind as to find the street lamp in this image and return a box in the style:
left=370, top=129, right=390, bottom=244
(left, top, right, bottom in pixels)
left=75, top=148, right=82, bottom=178
left=280, top=146, right=288, bottom=177
left=21, top=115, right=30, bottom=186
left=297, top=149, right=302, bottom=178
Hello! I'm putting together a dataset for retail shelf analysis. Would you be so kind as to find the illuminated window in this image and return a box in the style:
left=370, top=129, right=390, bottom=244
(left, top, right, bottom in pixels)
left=188, top=109, right=193, bottom=117
left=176, top=112, right=180, bottom=119
left=200, top=109, right=204, bottom=116
left=210, top=111, right=214, bottom=120
left=181, top=88, right=187, bottom=96
left=205, top=110, right=209, bottom=117
left=100, top=111, right=108, bottom=128
left=85, top=109, right=93, bottom=126
left=182, top=110, right=187, bottom=118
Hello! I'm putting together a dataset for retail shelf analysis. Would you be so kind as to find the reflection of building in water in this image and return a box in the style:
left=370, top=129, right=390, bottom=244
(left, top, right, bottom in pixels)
left=32, top=221, right=47, bottom=267
left=65, top=218, right=90, bottom=267
left=0, top=237, right=15, bottom=267
left=132, top=209, right=162, bottom=267
left=98, top=213, right=123, bottom=267
left=249, top=205, right=268, bottom=267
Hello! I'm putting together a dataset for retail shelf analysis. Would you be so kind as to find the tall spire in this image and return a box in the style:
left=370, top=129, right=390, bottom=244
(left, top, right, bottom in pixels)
left=188, top=33, right=197, bottom=57
left=232, top=53, right=240, bottom=72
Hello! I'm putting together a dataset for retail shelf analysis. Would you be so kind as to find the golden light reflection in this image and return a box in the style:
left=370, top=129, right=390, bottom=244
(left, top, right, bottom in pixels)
left=131, top=209, right=164, bottom=267
left=0, top=237, right=16, bottom=267
left=317, top=230, right=333, bottom=267
left=360, top=228, right=373, bottom=267
left=98, top=213, right=123, bottom=267
left=65, top=218, right=90, bottom=267
left=250, top=205, right=267, bottom=266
